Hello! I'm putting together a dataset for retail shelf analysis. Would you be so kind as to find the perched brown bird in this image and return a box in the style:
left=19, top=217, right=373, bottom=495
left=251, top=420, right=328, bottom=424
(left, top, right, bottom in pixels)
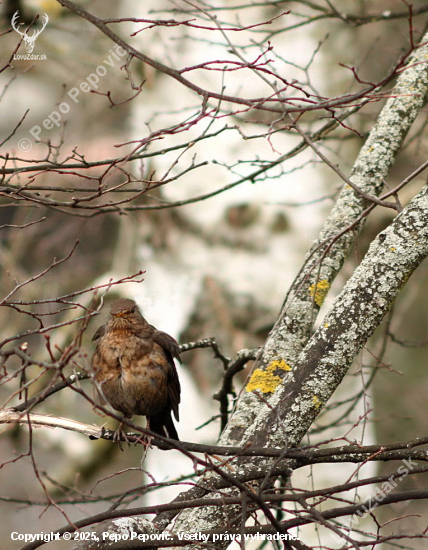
left=91, top=298, right=181, bottom=440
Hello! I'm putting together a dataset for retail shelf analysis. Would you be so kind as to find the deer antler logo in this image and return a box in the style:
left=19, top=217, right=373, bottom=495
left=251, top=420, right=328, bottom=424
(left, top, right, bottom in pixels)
left=12, top=11, right=49, bottom=54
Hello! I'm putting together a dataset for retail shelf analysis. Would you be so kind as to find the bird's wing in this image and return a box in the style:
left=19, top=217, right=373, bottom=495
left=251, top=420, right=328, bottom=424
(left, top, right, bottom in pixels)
left=166, top=359, right=181, bottom=421
left=152, top=330, right=181, bottom=421
left=152, top=329, right=181, bottom=361
left=92, top=324, right=106, bottom=342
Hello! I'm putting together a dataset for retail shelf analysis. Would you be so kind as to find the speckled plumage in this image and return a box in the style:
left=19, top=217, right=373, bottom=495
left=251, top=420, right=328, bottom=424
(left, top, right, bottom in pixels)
left=91, top=298, right=181, bottom=440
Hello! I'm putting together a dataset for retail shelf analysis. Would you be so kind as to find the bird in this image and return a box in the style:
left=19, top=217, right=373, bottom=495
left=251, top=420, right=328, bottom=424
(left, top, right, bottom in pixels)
left=91, top=298, right=181, bottom=441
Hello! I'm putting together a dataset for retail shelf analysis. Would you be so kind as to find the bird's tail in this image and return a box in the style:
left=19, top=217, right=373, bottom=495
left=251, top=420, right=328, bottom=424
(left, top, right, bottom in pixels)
left=148, top=409, right=179, bottom=441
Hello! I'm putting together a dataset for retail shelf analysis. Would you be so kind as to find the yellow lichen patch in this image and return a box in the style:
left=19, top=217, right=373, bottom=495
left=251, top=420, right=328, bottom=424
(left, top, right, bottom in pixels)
left=268, top=359, right=292, bottom=372
left=390, top=247, right=396, bottom=251
left=246, top=359, right=292, bottom=394
left=309, top=279, right=330, bottom=306
left=313, top=395, right=322, bottom=409
left=246, top=368, right=282, bottom=393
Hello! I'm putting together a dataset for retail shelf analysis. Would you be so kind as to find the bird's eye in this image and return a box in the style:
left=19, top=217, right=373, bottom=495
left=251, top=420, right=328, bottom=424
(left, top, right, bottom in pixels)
left=130, top=307, right=135, bottom=313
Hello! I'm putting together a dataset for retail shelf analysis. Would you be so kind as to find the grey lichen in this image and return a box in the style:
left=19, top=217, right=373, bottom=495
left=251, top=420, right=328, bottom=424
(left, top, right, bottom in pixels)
left=88, top=30, right=428, bottom=550
left=269, top=33, right=428, bottom=364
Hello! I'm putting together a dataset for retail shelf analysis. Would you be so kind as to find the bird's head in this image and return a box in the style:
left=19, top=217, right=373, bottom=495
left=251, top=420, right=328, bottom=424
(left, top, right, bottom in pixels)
left=107, top=299, right=146, bottom=332
left=110, top=298, right=138, bottom=318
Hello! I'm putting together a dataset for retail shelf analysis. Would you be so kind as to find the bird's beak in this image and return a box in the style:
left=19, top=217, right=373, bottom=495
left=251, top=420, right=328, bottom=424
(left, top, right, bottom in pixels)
left=113, top=309, right=131, bottom=317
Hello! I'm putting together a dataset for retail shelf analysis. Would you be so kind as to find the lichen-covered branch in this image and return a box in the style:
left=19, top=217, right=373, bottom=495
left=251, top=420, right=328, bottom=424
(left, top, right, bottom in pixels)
left=274, top=30, right=428, bottom=361
left=248, top=181, right=428, bottom=447
left=168, top=183, right=428, bottom=540
left=218, top=28, right=428, bottom=448
left=62, top=15, right=428, bottom=550
left=168, top=32, right=428, bottom=542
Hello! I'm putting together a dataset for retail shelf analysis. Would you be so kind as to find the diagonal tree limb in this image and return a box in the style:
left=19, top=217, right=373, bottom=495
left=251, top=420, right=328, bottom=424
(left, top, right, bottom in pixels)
left=221, top=28, right=428, bottom=448
left=250, top=180, right=428, bottom=447
left=69, top=20, right=428, bottom=550
left=167, top=30, right=428, bottom=544
left=269, top=32, right=428, bottom=364
left=169, top=182, right=428, bottom=541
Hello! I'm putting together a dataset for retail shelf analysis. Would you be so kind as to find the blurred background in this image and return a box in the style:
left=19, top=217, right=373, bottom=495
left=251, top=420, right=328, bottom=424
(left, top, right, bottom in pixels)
left=1, top=1, right=428, bottom=548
